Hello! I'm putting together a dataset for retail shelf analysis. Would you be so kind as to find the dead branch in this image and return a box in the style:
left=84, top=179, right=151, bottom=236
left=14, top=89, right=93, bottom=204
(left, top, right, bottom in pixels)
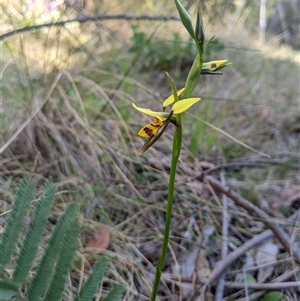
left=0, top=14, right=180, bottom=41
left=214, top=171, right=229, bottom=301
left=162, top=269, right=300, bottom=290
left=197, top=159, right=299, bottom=178
left=204, top=175, right=300, bottom=263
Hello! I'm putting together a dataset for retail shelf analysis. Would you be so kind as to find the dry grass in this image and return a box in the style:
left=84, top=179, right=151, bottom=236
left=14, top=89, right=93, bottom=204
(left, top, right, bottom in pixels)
left=1, top=0, right=300, bottom=300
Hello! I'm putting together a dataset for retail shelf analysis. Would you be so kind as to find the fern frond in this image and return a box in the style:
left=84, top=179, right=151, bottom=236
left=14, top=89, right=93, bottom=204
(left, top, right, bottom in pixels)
left=12, top=180, right=56, bottom=284
left=44, top=205, right=79, bottom=301
left=0, top=179, right=34, bottom=267
left=74, top=257, right=108, bottom=301
left=0, top=280, right=19, bottom=299
left=102, top=284, right=125, bottom=301
left=27, top=203, right=77, bottom=301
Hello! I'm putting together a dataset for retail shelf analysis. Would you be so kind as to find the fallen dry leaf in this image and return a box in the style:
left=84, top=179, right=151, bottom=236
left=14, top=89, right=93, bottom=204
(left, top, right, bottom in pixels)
left=174, top=245, right=199, bottom=298
left=85, top=225, right=110, bottom=254
left=235, top=250, right=255, bottom=282
left=255, top=239, right=279, bottom=282
left=196, top=248, right=211, bottom=282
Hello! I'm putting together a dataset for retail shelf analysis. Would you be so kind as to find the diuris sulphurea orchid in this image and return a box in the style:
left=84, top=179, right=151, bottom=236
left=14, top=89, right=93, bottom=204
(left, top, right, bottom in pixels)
left=132, top=88, right=200, bottom=154
left=201, top=60, right=231, bottom=75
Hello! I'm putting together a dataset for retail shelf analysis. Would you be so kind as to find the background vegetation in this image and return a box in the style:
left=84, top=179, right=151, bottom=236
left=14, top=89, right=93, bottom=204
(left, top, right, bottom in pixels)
left=1, top=0, right=299, bottom=300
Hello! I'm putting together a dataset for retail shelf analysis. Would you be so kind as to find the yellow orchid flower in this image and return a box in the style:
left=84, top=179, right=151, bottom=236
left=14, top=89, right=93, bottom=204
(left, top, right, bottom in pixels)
left=201, top=60, right=231, bottom=75
left=132, top=89, right=200, bottom=138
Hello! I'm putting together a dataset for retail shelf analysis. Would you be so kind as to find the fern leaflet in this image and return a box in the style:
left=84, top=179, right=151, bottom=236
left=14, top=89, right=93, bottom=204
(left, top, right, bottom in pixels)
left=102, top=284, right=125, bottom=301
left=43, top=203, right=79, bottom=301
left=0, top=179, right=34, bottom=266
left=12, top=180, right=55, bottom=284
left=27, top=203, right=77, bottom=301
left=74, top=257, right=108, bottom=301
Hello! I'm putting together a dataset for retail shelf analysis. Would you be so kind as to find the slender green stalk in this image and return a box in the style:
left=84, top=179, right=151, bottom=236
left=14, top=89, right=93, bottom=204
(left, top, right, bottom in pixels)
left=149, top=1, right=209, bottom=298
left=149, top=116, right=182, bottom=301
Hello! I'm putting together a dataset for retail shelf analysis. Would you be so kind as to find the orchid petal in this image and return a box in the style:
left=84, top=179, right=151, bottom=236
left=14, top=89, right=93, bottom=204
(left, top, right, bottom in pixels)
left=132, top=103, right=169, bottom=121
left=171, top=98, right=201, bottom=114
left=138, top=123, right=162, bottom=138
left=162, top=87, right=185, bottom=108
left=201, top=60, right=231, bottom=74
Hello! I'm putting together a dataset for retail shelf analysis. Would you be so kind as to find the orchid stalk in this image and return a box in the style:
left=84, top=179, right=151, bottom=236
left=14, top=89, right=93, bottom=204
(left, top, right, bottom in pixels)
left=149, top=2, right=205, bottom=299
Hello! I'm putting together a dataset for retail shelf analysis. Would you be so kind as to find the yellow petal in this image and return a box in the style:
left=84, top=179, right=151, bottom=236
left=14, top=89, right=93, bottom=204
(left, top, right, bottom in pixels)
left=171, top=98, right=200, bottom=114
left=138, top=123, right=162, bottom=138
left=153, top=117, right=164, bottom=126
left=162, top=87, right=185, bottom=108
left=132, top=103, right=168, bottom=121
left=202, top=60, right=228, bottom=72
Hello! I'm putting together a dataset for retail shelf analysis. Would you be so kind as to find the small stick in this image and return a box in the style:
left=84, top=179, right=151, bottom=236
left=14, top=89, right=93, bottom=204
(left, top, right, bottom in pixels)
left=214, top=171, right=229, bottom=301
left=161, top=268, right=300, bottom=290
left=204, top=175, right=300, bottom=263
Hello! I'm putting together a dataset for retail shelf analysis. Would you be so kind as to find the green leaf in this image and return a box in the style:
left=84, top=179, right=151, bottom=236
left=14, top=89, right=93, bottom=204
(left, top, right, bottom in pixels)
left=259, top=291, right=283, bottom=301
left=174, top=0, right=196, bottom=41
left=75, top=257, right=108, bottom=301
left=43, top=205, right=79, bottom=301
left=0, top=280, right=19, bottom=299
left=12, top=180, right=56, bottom=284
left=245, top=275, right=257, bottom=284
left=27, top=203, right=78, bottom=301
left=0, top=179, right=34, bottom=266
left=184, top=53, right=202, bottom=98
left=102, top=284, right=125, bottom=301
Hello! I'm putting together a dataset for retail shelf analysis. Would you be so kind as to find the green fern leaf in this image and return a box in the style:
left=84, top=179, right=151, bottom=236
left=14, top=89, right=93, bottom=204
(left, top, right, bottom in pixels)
left=12, top=180, right=56, bottom=284
left=0, top=179, right=34, bottom=267
left=0, top=280, right=19, bottom=299
left=74, top=257, right=108, bottom=301
left=27, top=203, right=77, bottom=301
left=43, top=204, right=79, bottom=301
left=102, top=284, right=124, bottom=301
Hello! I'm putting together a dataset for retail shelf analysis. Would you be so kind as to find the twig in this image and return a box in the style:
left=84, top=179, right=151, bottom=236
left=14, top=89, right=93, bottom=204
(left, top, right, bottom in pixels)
left=0, top=14, right=180, bottom=41
left=161, top=271, right=300, bottom=290
left=214, top=171, right=229, bottom=301
left=225, top=281, right=300, bottom=290
left=204, top=175, right=300, bottom=263
left=234, top=267, right=300, bottom=301
left=232, top=156, right=300, bottom=163
left=195, top=159, right=299, bottom=180
left=198, top=210, right=300, bottom=300
left=207, top=230, right=273, bottom=288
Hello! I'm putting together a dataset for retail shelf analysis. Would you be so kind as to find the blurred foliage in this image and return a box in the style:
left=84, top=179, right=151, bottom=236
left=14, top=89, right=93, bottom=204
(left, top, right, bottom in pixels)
left=129, top=24, right=197, bottom=71
left=128, top=24, right=225, bottom=73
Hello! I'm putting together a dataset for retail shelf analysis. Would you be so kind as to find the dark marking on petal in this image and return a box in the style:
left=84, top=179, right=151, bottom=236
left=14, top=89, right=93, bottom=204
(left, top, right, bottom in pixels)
left=211, top=63, right=217, bottom=69
left=143, top=127, right=154, bottom=136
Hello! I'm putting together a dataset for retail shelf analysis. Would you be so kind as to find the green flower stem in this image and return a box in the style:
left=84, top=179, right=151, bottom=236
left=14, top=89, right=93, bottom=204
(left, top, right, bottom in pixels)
left=149, top=2, right=206, bottom=298
left=149, top=115, right=182, bottom=301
